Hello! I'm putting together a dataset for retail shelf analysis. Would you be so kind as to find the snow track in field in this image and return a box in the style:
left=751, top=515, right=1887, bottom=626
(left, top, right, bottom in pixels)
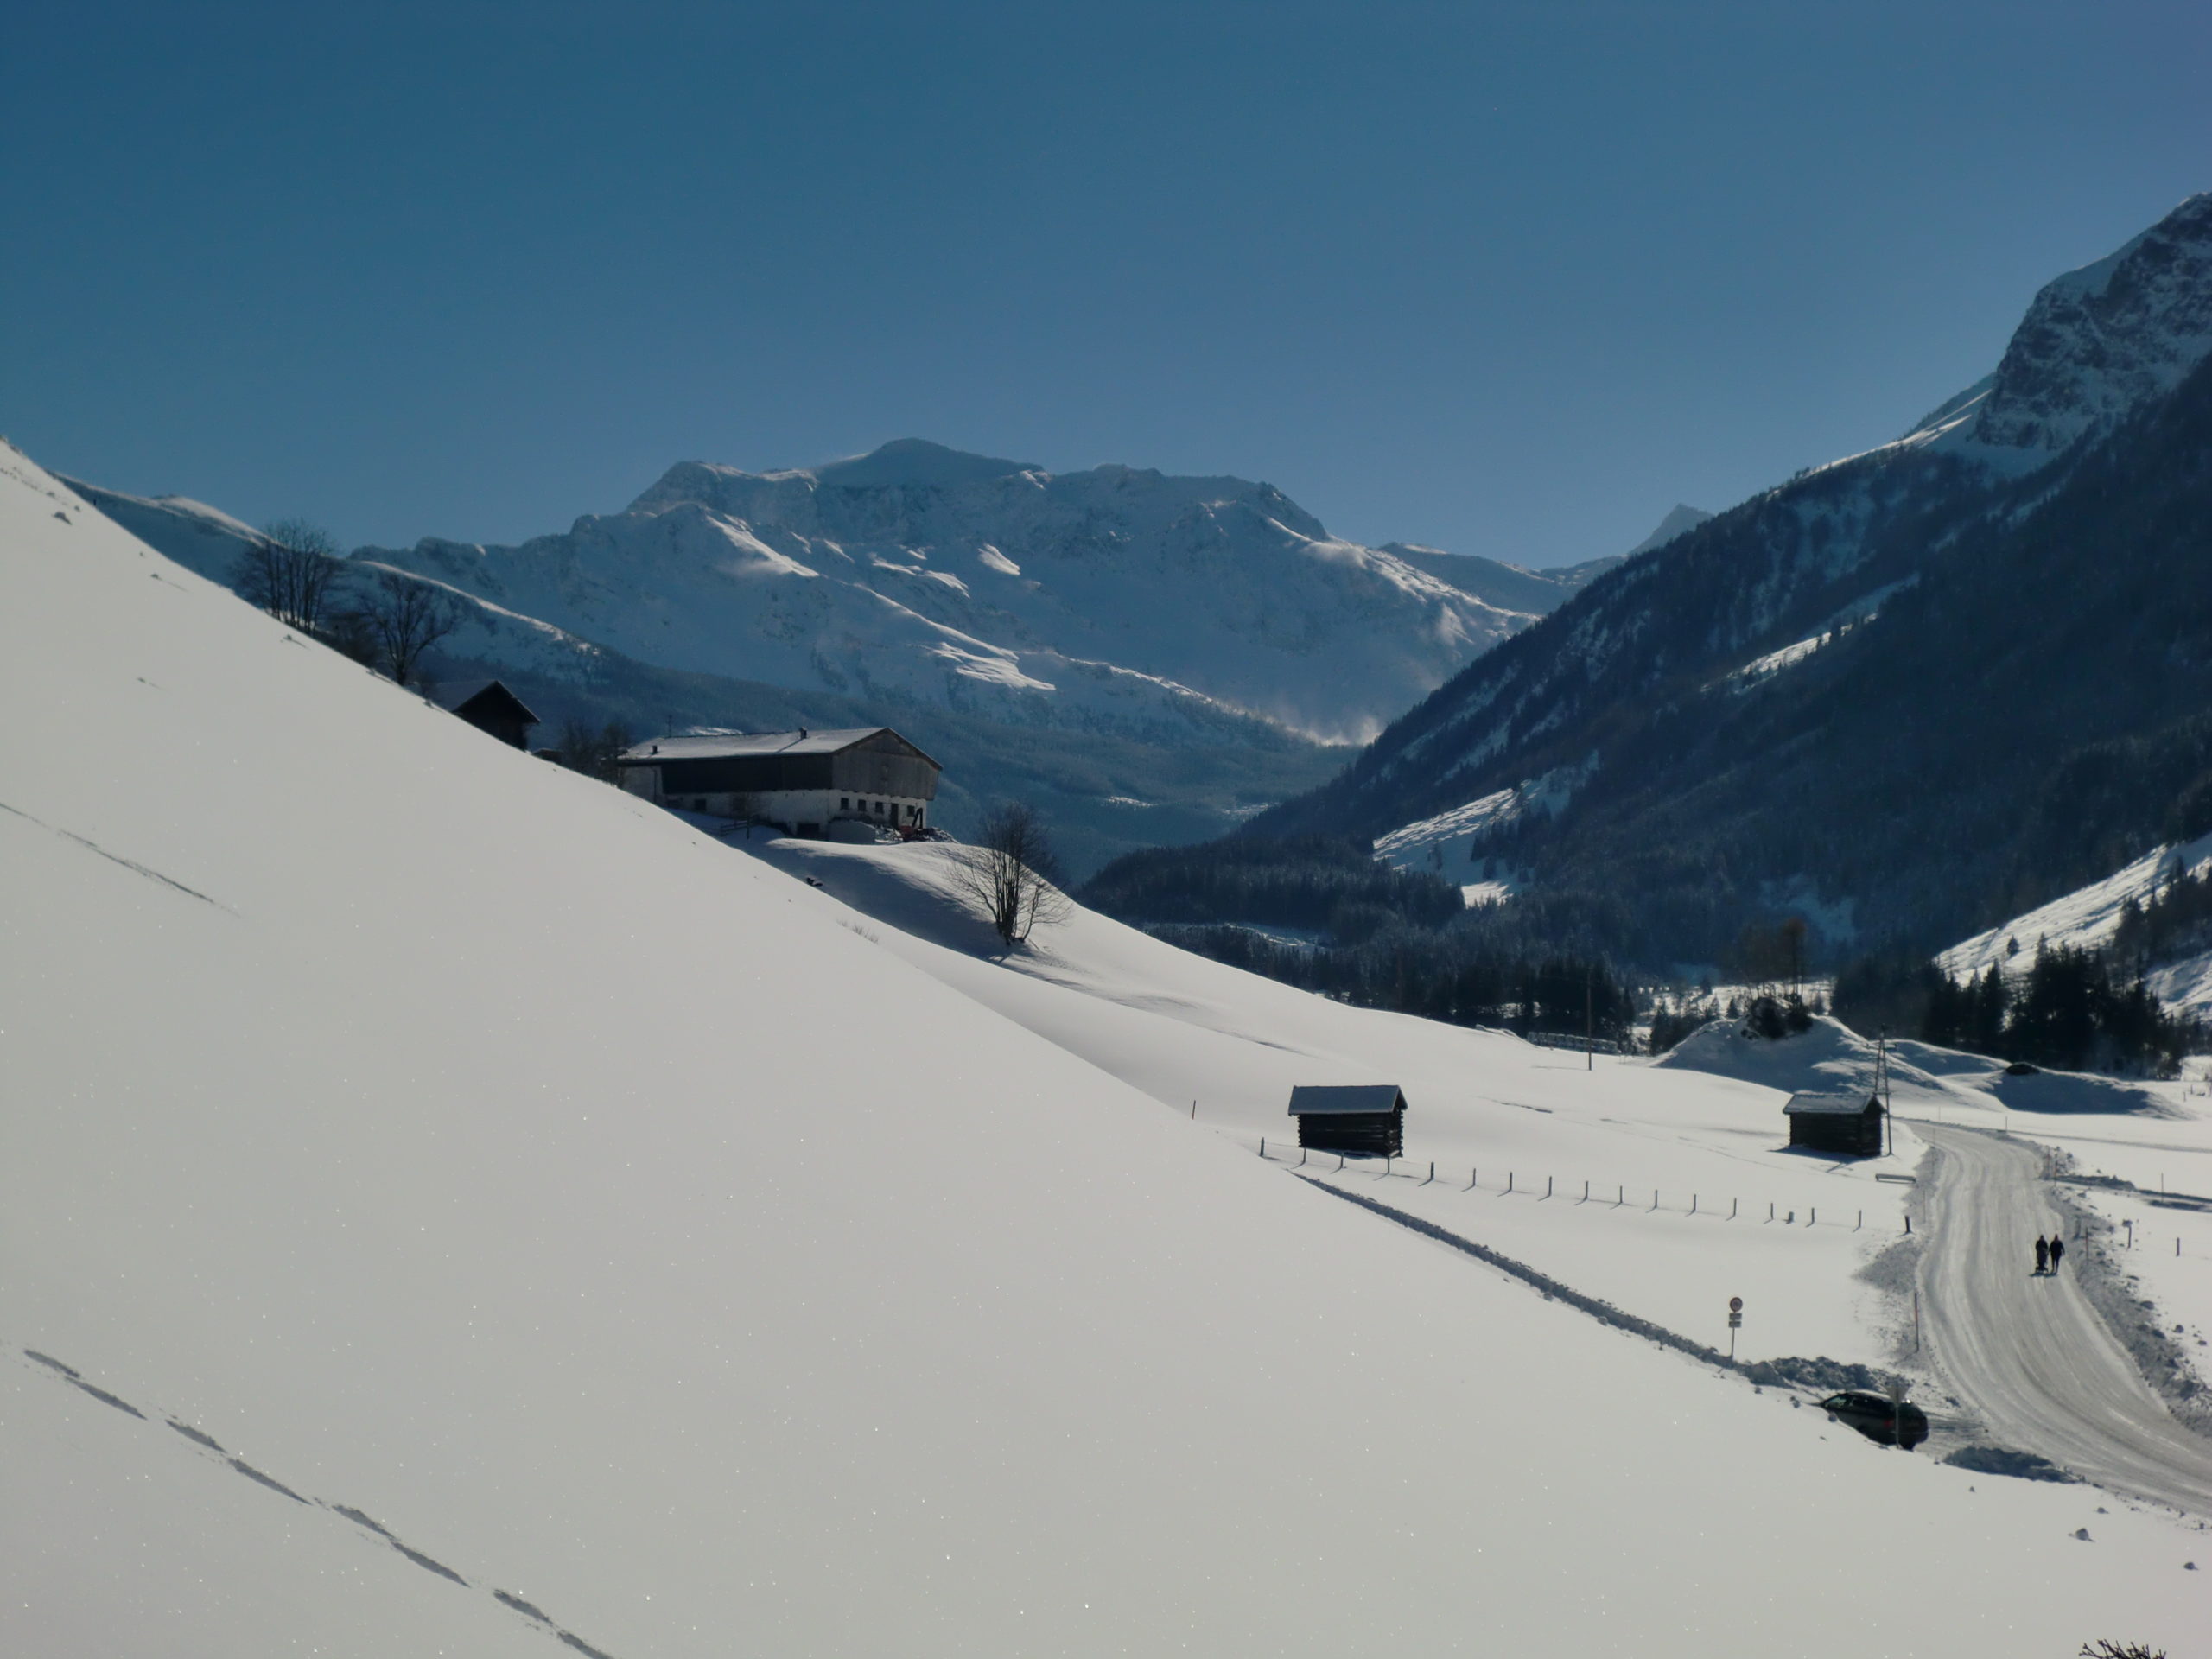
left=10, top=1344, right=624, bottom=1657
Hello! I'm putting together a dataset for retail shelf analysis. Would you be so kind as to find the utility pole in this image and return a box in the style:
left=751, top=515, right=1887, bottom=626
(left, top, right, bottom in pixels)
left=1586, top=964, right=1594, bottom=1071
left=1878, top=1028, right=1893, bottom=1157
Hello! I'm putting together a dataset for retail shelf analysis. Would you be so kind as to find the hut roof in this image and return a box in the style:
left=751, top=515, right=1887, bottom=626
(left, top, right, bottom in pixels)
left=618, top=728, right=939, bottom=767
left=1783, top=1090, right=1882, bottom=1116
left=427, top=679, right=540, bottom=726
left=1287, top=1084, right=1408, bottom=1117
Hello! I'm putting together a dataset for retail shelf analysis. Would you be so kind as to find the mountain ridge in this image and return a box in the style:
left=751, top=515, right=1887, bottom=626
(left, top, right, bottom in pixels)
left=1245, top=191, right=2212, bottom=968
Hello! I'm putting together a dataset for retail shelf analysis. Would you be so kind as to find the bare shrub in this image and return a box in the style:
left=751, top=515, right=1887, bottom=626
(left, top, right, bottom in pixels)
left=948, top=802, right=1070, bottom=949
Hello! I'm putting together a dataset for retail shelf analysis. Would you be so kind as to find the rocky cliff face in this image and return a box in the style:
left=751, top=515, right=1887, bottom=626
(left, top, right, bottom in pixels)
left=1928, top=193, right=2212, bottom=458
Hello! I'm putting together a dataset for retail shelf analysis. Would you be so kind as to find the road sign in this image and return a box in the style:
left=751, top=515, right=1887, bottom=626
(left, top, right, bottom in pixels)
left=1729, top=1296, right=1743, bottom=1313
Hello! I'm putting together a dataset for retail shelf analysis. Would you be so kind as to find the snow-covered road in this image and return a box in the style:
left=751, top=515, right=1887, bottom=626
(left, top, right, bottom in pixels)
left=1916, top=1123, right=2212, bottom=1512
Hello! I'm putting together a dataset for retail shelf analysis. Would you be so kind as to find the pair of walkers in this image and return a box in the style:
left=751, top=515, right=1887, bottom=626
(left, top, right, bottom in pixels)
left=2034, top=1233, right=2066, bottom=1275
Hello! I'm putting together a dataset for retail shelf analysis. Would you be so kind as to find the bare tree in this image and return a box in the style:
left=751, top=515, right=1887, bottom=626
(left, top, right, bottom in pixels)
left=235, top=517, right=350, bottom=634
left=554, top=717, right=636, bottom=783
left=948, top=802, right=1071, bottom=949
left=364, top=569, right=464, bottom=688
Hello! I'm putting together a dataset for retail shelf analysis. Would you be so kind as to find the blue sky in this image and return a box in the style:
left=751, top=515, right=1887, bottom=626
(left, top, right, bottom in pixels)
left=4, top=0, right=2205, bottom=564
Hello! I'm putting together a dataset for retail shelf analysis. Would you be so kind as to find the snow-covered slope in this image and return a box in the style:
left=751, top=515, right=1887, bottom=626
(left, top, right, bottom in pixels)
left=7, top=442, right=2209, bottom=1652
left=1378, top=505, right=1701, bottom=615
left=359, top=440, right=1533, bottom=743
left=64, top=475, right=614, bottom=687
left=1941, top=828, right=2212, bottom=1014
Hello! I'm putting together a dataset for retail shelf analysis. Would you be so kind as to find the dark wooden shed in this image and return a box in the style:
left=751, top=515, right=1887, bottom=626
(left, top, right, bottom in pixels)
left=433, top=680, right=541, bottom=749
left=1288, top=1084, right=1408, bottom=1158
left=1783, top=1090, right=1885, bottom=1157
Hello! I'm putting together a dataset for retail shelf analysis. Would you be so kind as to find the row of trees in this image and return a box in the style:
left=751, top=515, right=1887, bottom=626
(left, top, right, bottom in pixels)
left=1833, top=944, right=2199, bottom=1077
left=1079, top=834, right=1463, bottom=933
left=234, top=518, right=464, bottom=687
left=2111, top=861, right=2212, bottom=974
left=1148, top=919, right=1634, bottom=1041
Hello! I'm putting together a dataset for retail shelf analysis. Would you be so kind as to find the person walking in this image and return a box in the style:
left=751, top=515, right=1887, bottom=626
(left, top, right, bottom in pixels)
left=2035, top=1234, right=2050, bottom=1274
left=2049, top=1233, right=2064, bottom=1274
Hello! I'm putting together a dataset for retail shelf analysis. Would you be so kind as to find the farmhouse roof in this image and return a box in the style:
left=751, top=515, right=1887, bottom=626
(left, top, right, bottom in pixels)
left=1287, top=1084, right=1408, bottom=1117
left=1783, top=1090, right=1882, bottom=1116
left=617, top=728, right=938, bottom=766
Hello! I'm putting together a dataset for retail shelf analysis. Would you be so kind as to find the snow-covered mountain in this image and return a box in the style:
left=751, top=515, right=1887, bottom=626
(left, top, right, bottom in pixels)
left=8, top=438, right=2207, bottom=1652
left=1377, top=503, right=1705, bottom=616
left=359, top=439, right=1535, bottom=744
left=1253, top=192, right=2212, bottom=965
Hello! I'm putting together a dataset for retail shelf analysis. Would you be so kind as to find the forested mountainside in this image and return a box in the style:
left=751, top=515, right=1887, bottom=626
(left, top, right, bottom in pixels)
left=1245, top=193, right=2212, bottom=969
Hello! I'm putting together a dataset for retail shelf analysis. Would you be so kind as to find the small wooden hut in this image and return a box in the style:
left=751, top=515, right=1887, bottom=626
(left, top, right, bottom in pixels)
left=1288, top=1084, right=1408, bottom=1158
left=1783, top=1090, right=1885, bottom=1156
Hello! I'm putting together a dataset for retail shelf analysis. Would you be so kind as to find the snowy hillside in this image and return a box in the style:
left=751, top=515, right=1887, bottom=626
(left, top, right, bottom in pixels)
left=359, top=439, right=1535, bottom=743
left=1941, top=828, right=2212, bottom=1013
left=8, top=438, right=2210, bottom=1651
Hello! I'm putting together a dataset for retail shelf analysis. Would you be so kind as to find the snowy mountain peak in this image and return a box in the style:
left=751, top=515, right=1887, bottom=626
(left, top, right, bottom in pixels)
left=1908, top=191, right=2212, bottom=460
left=811, top=437, right=1039, bottom=488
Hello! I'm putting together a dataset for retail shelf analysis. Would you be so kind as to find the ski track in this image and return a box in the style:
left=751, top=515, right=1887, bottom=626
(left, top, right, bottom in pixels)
left=7, top=1344, right=619, bottom=1656
left=1916, top=1123, right=2212, bottom=1513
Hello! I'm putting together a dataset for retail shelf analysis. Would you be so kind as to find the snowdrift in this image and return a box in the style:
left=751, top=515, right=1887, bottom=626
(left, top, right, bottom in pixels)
left=3, top=442, right=2204, bottom=1655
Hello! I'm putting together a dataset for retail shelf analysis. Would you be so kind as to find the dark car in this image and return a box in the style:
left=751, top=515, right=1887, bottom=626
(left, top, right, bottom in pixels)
left=1818, top=1389, right=1929, bottom=1450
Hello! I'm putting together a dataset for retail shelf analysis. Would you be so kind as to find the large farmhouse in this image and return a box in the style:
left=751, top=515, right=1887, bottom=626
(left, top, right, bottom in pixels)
left=615, top=728, right=940, bottom=838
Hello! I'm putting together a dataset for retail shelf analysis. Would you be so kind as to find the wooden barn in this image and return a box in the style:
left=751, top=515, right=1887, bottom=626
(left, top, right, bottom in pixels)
left=1288, top=1084, right=1408, bottom=1158
left=1783, top=1090, right=1885, bottom=1157
left=613, top=727, right=940, bottom=837
left=430, top=679, right=540, bottom=749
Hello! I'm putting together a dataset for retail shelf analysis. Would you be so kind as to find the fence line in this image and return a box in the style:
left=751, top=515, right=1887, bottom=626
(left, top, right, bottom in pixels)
left=1216, top=1121, right=2209, bottom=1260
left=1243, top=1135, right=1887, bottom=1233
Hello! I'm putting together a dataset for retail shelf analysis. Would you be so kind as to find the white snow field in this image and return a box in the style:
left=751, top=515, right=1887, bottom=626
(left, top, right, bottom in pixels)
left=3, top=440, right=2208, bottom=1655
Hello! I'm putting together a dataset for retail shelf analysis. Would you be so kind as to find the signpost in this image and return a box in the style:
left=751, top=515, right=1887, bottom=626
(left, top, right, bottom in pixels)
left=1727, top=1295, right=1744, bottom=1361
